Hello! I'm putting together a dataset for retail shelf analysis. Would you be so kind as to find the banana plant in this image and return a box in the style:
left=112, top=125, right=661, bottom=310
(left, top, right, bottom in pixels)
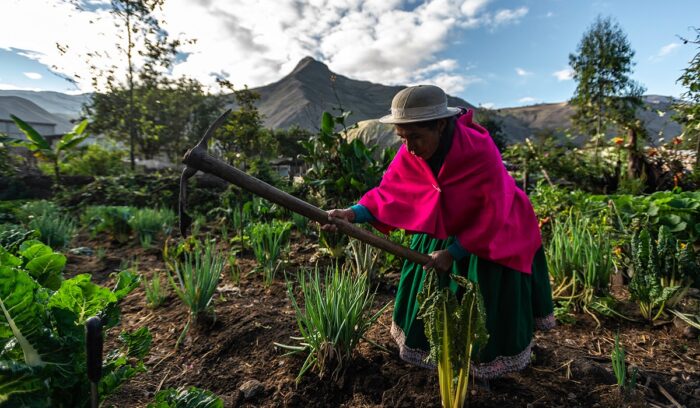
left=10, top=115, right=89, bottom=184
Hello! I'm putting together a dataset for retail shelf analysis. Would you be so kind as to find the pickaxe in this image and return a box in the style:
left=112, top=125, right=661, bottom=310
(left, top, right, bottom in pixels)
left=179, top=110, right=429, bottom=265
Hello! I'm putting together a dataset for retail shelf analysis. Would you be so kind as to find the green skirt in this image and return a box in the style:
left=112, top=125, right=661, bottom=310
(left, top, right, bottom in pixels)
left=390, top=234, right=555, bottom=379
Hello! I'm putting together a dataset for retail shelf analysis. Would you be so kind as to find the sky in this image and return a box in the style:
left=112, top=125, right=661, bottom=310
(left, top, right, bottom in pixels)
left=0, top=0, right=698, bottom=108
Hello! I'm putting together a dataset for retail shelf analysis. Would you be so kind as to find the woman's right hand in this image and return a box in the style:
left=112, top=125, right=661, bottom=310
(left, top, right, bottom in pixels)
left=322, top=208, right=355, bottom=232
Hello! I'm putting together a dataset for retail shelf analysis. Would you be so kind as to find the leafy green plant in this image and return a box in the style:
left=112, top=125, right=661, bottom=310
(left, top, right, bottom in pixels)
left=629, top=227, right=699, bottom=321
left=17, top=200, right=59, bottom=223
left=1, top=240, right=65, bottom=290
left=167, top=241, right=224, bottom=347
left=61, top=142, right=126, bottom=177
left=27, top=210, right=76, bottom=250
left=144, top=270, right=167, bottom=308
left=346, top=238, right=381, bottom=281
left=148, top=386, right=224, bottom=408
left=0, top=266, right=148, bottom=407
left=418, top=271, right=488, bottom=408
left=81, top=205, right=134, bottom=243
left=248, top=220, right=292, bottom=287
left=611, top=333, right=637, bottom=396
left=547, top=210, right=614, bottom=316
left=129, top=207, right=176, bottom=248
left=0, top=224, right=38, bottom=253
left=11, top=115, right=89, bottom=184
left=275, top=264, right=386, bottom=382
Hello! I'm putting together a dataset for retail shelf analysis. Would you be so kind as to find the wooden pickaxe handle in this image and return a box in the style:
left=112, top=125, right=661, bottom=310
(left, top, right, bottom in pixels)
left=180, top=110, right=430, bottom=266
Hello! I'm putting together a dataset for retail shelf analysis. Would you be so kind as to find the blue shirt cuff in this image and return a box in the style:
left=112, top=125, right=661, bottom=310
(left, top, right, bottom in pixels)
left=350, top=204, right=376, bottom=223
left=447, top=239, right=470, bottom=261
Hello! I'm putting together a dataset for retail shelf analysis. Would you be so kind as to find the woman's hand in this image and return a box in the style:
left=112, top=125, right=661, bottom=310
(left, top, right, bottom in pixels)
left=321, top=208, right=355, bottom=232
left=423, top=249, right=454, bottom=274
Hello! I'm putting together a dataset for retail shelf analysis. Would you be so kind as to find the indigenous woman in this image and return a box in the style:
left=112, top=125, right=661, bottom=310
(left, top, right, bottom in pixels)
left=325, top=85, right=555, bottom=379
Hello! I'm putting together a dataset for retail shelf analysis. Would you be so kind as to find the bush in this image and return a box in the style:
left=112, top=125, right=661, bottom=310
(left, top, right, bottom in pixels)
left=61, top=143, right=127, bottom=177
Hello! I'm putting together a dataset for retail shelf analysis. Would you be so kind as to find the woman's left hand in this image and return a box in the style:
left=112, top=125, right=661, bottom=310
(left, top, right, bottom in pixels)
left=423, top=249, right=454, bottom=273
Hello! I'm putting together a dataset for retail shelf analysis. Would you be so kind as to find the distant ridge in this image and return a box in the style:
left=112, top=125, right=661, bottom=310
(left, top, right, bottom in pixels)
left=0, top=58, right=682, bottom=143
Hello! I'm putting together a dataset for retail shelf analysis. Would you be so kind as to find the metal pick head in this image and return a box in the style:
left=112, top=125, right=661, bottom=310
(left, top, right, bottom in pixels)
left=193, top=108, right=232, bottom=152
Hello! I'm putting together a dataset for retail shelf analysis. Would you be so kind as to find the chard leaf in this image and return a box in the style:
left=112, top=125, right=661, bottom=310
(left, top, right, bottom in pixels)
left=0, top=360, right=48, bottom=407
left=48, top=274, right=118, bottom=339
left=112, top=269, right=140, bottom=301
left=0, top=267, right=55, bottom=368
left=0, top=247, right=21, bottom=267
left=100, top=327, right=151, bottom=398
left=19, top=241, right=52, bottom=260
left=24, top=253, right=66, bottom=291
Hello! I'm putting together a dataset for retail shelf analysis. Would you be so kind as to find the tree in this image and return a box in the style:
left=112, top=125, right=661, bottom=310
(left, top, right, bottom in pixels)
left=674, top=27, right=700, bottom=167
left=569, top=16, right=645, bottom=162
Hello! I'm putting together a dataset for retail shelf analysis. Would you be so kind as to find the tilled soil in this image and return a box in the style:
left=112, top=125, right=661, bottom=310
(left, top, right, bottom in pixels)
left=66, top=233, right=700, bottom=408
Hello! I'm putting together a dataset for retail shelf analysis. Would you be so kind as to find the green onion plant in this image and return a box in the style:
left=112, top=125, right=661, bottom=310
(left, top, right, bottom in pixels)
left=248, top=220, right=292, bottom=287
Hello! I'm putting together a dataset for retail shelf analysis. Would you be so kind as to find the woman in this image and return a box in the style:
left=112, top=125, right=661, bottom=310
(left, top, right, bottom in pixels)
left=325, top=85, right=555, bottom=379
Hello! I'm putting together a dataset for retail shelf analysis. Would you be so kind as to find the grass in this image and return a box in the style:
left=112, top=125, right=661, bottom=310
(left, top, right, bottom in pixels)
left=144, top=270, right=167, bottom=308
left=275, top=263, right=387, bottom=383
left=28, top=210, right=76, bottom=249
left=129, top=208, right=175, bottom=248
left=167, top=240, right=225, bottom=347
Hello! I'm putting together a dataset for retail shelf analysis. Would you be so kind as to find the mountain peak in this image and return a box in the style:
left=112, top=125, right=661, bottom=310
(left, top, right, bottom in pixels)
left=290, top=56, right=330, bottom=76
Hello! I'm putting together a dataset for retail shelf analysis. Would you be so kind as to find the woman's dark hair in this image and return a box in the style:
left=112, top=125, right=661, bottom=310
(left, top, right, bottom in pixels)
left=395, top=118, right=444, bottom=131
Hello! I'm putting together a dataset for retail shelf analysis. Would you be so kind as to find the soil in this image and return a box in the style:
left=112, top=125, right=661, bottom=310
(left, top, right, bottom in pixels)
left=65, top=231, right=700, bottom=408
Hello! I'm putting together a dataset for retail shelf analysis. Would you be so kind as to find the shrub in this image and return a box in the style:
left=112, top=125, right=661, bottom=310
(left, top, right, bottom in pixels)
left=61, top=143, right=126, bottom=177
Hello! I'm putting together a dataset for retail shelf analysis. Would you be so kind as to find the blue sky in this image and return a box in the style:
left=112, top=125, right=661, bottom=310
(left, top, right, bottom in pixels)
left=0, top=0, right=698, bottom=108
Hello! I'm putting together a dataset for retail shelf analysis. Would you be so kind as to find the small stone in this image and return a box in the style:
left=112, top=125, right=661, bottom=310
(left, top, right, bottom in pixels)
left=69, top=246, right=94, bottom=256
left=239, top=379, right=264, bottom=400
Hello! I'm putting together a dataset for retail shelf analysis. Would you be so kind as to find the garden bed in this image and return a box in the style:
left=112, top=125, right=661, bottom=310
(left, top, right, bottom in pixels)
left=65, top=232, right=700, bottom=408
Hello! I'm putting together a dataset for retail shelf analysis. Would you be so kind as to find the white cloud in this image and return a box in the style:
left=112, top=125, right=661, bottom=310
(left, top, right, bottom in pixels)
left=0, top=0, right=526, bottom=94
left=515, top=67, right=532, bottom=76
left=480, top=102, right=495, bottom=109
left=492, top=7, right=528, bottom=27
left=553, top=68, right=574, bottom=81
left=545, top=11, right=554, bottom=18
left=0, top=83, right=42, bottom=91
left=650, top=42, right=680, bottom=61
left=23, top=72, right=42, bottom=80
left=518, top=96, right=536, bottom=104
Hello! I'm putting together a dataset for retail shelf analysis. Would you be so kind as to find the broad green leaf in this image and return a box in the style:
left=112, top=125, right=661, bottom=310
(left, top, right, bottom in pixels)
left=10, top=115, right=50, bottom=151
left=112, top=269, right=140, bottom=301
left=0, top=247, right=21, bottom=267
left=0, top=267, right=52, bottom=367
left=48, top=274, right=118, bottom=338
left=19, top=241, right=52, bottom=260
left=0, top=360, right=48, bottom=407
left=321, top=112, right=334, bottom=135
left=24, top=253, right=65, bottom=291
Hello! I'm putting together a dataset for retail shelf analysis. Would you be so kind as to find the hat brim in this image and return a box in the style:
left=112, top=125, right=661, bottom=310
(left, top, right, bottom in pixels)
left=378, top=107, right=462, bottom=124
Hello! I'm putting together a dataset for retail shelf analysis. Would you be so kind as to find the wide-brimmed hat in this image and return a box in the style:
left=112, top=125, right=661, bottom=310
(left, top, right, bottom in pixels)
left=378, top=84, right=461, bottom=124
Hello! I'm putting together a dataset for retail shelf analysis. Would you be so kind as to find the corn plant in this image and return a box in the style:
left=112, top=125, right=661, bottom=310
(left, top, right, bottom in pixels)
left=28, top=210, right=76, bottom=249
left=547, top=210, right=613, bottom=312
left=629, top=227, right=699, bottom=321
left=248, top=220, right=292, bottom=287
left=346, top=238, right=381, bottom=281
left=129, top=207, right=176, bottom=248
left=167, top=241, right=224, bottom=347
left=275, top=264, right=387, bottom=382
left=611, top=333, right=637, bottom=396
left=144, top=270, right=167, bottom=308
left=418, top=272, right=488, bottom=408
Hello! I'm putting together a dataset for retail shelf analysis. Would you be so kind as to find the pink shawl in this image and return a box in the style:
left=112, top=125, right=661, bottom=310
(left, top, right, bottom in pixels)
left=358, top=110, right=541, bottom=274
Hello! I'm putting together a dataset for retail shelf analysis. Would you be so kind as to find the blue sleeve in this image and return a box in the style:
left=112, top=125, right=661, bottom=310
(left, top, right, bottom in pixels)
left=350, top=204, right=376, bottom=223
left=447, top=239, right=470, bottom=261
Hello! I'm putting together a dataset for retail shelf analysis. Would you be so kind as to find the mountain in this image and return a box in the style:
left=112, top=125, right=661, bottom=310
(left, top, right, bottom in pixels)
left=0, top=96, right=73, bottom=136
left=253, top=56, right=473, bottom=130
left=495, top=95, right=682, bottom=142
left=0, top=57, right=682, bottom=144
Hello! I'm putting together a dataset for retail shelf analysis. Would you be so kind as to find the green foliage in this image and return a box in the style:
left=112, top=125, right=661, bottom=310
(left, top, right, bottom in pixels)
left=167, top=240, right=224, bottom=347
left=568, top=15, right=645, bottom=143
left=673, top=28, right=700, bottom=164
left=60, top=143, right=127, bottom=177
left=11, top=115, right=90, bottom=184
left=248, top=220, right=293, bottom=287
left=129, top=207, right=176, bottom=247
left=148, top=386, right=224, bottom=408
left=346, top=238, right=381, bottom=281
left=611, top=333, right=637, bottom=395
left=0, top=240, right=66, bottom=290
left=474, top=108, right=508, bottom=151
left=0, top=224, right=38, bottom=253
left=27, top=210, right=76, bottom=250
left=17, top=200, right=59, bottom=223
left=299, top=110, right=390, bottom=208
left=143, top=269, right=167, bottom=309
left=547, top=210, right=614, bottom=309
left=81, top=205, right=134, bottom=243
left=0, top=266, right=147, bottom=407
left=417, top=271, right=488, bottom=408
left=629, top=227, right=699, bottom=321
left=276, top=264, right=386, bottom=382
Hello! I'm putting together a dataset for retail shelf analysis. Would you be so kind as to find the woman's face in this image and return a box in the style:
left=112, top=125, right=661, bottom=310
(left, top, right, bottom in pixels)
left=395, top=119, right=446, bottom=160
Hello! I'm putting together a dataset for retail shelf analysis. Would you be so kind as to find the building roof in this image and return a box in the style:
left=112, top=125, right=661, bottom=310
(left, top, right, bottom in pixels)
left=0, top=96, right=59, bottom=126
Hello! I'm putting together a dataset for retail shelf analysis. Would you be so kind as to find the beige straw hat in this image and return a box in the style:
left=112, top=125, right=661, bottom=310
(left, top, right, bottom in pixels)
left=378, top=85, right=461, bottom=124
